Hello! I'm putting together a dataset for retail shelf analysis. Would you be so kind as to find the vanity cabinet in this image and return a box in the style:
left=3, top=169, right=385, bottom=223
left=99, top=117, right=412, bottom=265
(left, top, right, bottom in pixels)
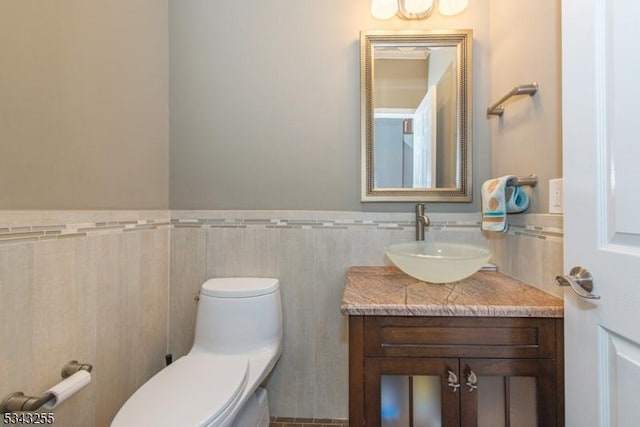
left=349, top=316, right=564, bottom=427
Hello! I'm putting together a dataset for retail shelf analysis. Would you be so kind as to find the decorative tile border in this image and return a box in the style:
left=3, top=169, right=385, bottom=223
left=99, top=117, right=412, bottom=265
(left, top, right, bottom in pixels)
left=171, top=217, right=484, bottom=232
left=270, top=417, right=348, bottom=427
left=171, top=211, right=563, bottom=241
left=170, top=210, right=482, bottom=232
left=0, top=219, right=171, bottom=245
left=504, top=213, right=564, bottom=241
left=506, top=223, right=564, bottom=241
left=0, top=210, right=563, bottom=244
left=0, top=211, right=171, bottom=245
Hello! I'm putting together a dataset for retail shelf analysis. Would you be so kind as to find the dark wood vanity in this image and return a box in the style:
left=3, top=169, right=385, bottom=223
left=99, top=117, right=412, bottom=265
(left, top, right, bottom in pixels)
left=342, top=267, right=564, bottom=427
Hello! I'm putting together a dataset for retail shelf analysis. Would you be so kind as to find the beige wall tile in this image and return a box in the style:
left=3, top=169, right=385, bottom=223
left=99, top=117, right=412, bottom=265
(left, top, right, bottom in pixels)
left=267, top=228, right=317, bottom=417
left=349, top=227, right=412, bottom=267
left=96, top=233, right=141, bottom=426
left=95, top=231, right=170, bottom=426
left=484, top=214, right=564, bottom=298
left=205, top=227, right=245, bottom=277
left=136, top=229, right=170, bottom=384
left=0, top=208, right=562, bottom=425
left=205, top=227, right=280, bottom=278
left=313, top=229, right=351, bottom=418
left=0, top=243, right=35, bottom=404
left=1, top=238, right=98, bottom=427
left=509, top=234, right=544, bottom=288
left=0, top=223, right=169, bottom=427
left=540, top=238, right=564, bottom=298
left=486, top=231, right=510, bottom=270
left=169, top=227, right=207, bottom=359
left=31, top=239, right=79, bottom=391
left=167, top=213, right=545, bottom=420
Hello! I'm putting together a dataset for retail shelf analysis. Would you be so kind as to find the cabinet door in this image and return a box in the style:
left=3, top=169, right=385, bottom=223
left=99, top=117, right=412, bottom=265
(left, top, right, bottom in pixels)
left=459, top=359, right=557, bottom=427
left=364, top=358, right=461, bottom=427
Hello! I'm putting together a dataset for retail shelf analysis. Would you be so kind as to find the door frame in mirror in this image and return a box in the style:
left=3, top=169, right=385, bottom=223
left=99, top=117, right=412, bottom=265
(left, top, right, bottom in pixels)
left=361, top=29, right=473, bottom=202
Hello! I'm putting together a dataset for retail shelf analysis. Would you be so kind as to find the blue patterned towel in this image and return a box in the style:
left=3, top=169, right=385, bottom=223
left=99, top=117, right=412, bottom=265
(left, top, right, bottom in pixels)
left=482, top=175, right=514, bottom=232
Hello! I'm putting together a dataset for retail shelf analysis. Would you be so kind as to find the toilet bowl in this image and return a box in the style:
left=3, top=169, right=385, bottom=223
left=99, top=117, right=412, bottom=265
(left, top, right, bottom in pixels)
left=111, top=277, right=283, bottom=427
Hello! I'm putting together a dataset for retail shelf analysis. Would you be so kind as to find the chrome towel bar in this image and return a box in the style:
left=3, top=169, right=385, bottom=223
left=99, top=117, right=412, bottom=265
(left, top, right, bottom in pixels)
left=507, top=174, right=538, bottom=187
left=0, top=361, right=93, bottom=413
left=487, top=83, right=538, bottom=117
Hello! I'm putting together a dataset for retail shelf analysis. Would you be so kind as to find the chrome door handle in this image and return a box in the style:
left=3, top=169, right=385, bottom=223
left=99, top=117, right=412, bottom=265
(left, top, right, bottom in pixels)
left=556, top=266, right=601, bottom=299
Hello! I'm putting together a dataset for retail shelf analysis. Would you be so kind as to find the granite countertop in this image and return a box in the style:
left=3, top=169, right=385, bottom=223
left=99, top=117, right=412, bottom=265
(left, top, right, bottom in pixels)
left=341, top=266, right=563, bottom=318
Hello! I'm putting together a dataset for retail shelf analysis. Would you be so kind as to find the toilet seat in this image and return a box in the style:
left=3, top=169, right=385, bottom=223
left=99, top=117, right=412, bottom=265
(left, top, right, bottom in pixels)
left=111, top=353, right=248, bottom=427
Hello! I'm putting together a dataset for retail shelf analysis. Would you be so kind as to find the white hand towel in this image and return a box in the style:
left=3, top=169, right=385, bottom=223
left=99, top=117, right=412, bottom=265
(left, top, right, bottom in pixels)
left=482, top=175, right=514, bottom=231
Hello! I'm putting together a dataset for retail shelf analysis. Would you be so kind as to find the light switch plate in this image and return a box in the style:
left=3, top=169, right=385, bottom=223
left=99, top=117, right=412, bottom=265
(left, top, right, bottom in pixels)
left=549, top=178, right=563, bottom=214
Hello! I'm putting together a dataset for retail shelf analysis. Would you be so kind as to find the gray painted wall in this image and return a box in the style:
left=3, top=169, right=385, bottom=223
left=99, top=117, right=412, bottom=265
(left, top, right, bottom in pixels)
left=0, top=0, right=169, bottom=209
left=169, top=0, right=492, bottom=212
left=489, top=0, right=562, bottom=213
left=0, top=0, right=559, bottom=215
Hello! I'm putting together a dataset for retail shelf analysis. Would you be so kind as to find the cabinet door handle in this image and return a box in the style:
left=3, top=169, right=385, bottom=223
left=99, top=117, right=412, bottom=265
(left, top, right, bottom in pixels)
left=447, top=370, right=460, bottom=392
left=465, top=369, right=478, bottom=392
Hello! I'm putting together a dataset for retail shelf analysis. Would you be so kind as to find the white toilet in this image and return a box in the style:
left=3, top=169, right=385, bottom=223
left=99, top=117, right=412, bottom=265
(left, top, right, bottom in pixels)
left=111, top=277, right=283, bottom=427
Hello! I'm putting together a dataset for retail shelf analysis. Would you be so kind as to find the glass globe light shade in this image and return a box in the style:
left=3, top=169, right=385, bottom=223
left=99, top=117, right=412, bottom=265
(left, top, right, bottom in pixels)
left=371, top=0, right=398, bottom=19
left=403, top=0, right=433, bottom=15
left=439, top=0, right=469, bottom=16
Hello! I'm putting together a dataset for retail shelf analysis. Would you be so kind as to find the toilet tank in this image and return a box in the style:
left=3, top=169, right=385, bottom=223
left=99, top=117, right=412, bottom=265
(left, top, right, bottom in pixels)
left=191, top=278, right=283, bottom=354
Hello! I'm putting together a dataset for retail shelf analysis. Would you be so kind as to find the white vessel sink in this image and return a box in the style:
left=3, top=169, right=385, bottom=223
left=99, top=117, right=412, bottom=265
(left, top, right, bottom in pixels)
left=385, top=242, right=492, bottom=283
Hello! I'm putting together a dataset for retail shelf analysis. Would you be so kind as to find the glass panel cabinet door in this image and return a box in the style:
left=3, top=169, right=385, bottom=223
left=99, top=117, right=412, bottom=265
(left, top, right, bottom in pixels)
left=413, top=375, right=444, bottom=426
left=380, top=375, right=443, bottom=427
left=365, top=358, right=461, bottom=427
left=460, top=359, right=557, bottom=427
left=475, top=376, right=537, bottom=426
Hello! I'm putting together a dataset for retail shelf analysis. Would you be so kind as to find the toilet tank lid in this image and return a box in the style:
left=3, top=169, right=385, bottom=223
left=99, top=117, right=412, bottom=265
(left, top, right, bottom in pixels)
left=201, top=277, right=279, bottom=298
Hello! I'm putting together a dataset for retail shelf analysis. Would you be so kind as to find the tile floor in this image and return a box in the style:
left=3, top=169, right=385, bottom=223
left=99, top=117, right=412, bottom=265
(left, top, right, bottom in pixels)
left=270, top=417, right=349, bottom=427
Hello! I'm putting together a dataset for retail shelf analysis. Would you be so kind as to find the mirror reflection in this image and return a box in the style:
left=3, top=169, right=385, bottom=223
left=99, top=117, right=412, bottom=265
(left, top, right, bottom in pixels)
left=373, top=45, right=457, bottom=189
left=361, top=30, right=472, bottom=202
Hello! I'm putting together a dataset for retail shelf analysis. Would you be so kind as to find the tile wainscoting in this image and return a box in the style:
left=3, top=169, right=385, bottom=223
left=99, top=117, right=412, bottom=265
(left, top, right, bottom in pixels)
left=169, top=211, right=485, bottom=418
left=0, top=211, right=170, bottom=427
left=0, top=210, right=563, bottom=424
left=169, top=210, right=563, bottom=419
left=487, top=213, right=564, bottom=298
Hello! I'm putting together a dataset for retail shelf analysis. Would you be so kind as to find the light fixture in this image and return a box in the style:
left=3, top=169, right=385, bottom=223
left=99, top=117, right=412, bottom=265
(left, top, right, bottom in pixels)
left=399, top=0, right=433, bottom=20
left=371, top=0, right=467, bottom=20
left=370, top=0, right=398, bottom=20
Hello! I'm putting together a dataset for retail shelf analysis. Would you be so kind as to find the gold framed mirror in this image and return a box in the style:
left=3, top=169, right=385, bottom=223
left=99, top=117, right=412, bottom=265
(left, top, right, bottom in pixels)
left=361, top=30, right=473, bottom=202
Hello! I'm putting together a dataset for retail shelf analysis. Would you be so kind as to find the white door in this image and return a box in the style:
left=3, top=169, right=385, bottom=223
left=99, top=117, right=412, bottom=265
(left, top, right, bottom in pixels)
left=562, top=0, right=640, bottom=426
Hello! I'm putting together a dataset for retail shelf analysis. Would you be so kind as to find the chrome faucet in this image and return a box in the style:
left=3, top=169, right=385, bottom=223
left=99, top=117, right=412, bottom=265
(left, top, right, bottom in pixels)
left=415, top=203, right=430, bottom=241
